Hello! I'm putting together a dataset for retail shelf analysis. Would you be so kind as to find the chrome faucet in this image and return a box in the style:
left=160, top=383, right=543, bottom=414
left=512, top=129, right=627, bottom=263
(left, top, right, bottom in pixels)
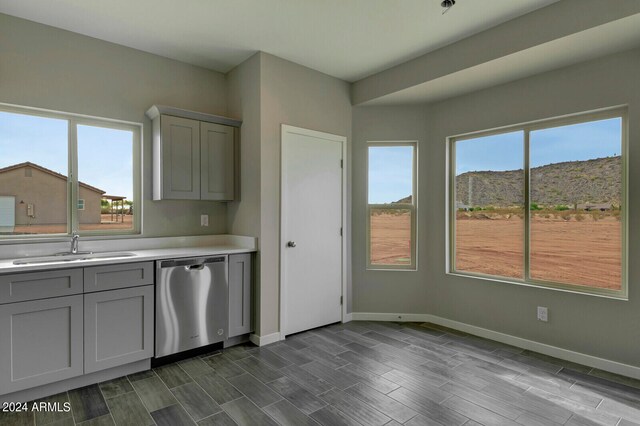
left=71, top=233, right=80, bottom=254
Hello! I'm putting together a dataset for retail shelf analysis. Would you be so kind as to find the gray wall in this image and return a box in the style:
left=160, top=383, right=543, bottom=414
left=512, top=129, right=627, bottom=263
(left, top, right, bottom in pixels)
left=0, top=14, right=229, bottom=237
left=227, top=53, right=262, bottom=239
left=259, top=53, right=352, bottom=335
left=352, top=48, right=640, bottom=367
left=352, top=105, right=429, bottom=314
left=226, top=53, right=263, bottom=332
left=226, top=52, right=352, bottom=337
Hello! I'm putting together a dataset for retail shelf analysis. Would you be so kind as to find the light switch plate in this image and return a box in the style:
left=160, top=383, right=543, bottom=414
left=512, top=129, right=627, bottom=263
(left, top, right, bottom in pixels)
left=201, top=214, right=209, bottom=227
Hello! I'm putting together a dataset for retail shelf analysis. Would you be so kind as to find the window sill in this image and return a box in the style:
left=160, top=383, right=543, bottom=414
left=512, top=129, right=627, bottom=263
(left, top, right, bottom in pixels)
left=367, top=267, right=418, bottom=272
left=0, top=232, right=142, bottom=245
left=446, top=271, right=628, bottom=301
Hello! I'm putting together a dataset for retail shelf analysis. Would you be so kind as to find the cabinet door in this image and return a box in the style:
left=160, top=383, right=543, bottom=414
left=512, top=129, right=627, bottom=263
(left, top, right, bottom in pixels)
left=160, top=115, right=200, bottom=199
left=0, top=295, right=83, bottom=394
left=201, top=122, right=235, bottom=201
left=228, top=253, right=252, bottom=338
left=84, top=285, right=154, bottom=374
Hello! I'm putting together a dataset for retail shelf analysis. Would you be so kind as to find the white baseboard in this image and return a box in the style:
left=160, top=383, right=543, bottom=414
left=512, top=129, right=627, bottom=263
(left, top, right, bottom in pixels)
left=352, top=312, right=431, bottom=322
left=351, top=312, right=640, bottom=380
left=249, top=332, right=282, bottom=347
left=343, top=313, right=353, bottom=323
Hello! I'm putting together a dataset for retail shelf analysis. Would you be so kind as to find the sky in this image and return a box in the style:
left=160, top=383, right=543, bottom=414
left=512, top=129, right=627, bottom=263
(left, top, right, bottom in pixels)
left=368, top=145, right=413, bottom=204
left=367, top=117, right=621, bottom=204
left=456, top=117, right=622, bottom=175
left=0, top=111, right=134, bottom=199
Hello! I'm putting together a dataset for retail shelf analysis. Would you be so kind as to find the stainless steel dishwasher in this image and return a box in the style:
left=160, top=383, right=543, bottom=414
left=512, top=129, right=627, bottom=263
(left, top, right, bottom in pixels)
left=155, top=256, right=228, bottom=358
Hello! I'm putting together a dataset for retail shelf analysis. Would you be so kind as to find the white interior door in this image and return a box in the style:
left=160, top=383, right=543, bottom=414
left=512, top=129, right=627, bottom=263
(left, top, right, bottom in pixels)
left=281, top=125, right=344, bottom=337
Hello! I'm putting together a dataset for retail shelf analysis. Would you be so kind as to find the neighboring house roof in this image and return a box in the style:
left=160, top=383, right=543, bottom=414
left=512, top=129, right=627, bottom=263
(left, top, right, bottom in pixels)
left=0, top=162, right=105, bottom=194
left=102, top=195, right=126, bottom=201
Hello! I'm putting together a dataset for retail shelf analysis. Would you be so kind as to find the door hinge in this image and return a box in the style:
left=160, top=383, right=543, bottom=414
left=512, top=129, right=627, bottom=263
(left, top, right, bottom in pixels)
left=340, top=227, right=343, bottom=236
left=340, top=159, right=343, bottom=168
left=340, top=296, right=343, bottom=305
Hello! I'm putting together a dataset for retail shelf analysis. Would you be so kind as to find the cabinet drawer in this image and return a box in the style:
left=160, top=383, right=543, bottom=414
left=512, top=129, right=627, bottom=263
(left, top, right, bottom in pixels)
left=0, top=269, right=83, bottom=304
left=84, top=262, right=154, bottom=292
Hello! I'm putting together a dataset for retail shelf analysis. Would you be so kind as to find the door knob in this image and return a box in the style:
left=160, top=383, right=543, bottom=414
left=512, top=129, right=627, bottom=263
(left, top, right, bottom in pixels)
left=287, top=241, right=297, bottom=248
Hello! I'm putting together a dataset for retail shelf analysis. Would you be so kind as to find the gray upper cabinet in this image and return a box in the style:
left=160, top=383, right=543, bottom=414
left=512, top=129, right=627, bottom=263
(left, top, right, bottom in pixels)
left=84, top=285, right=154, bottom=374
left=159, top=115, right=201, bottom=200
left=147, top=105, right=241, bottom=201
left=0, top=295, right=83, bottom=394
left=228, top=253, right=253, bottom=338
left=201, top=122, right=235, bottom=201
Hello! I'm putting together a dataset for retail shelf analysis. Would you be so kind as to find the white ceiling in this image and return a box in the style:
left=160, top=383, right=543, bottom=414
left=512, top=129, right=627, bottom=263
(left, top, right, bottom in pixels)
left=0, top=0, right=558, bottom=82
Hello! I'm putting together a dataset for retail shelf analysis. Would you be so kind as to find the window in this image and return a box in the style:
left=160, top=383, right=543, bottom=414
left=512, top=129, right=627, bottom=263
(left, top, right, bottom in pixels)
left=453, top=131, right=525, bottom=279
left=450, top=108, right=626, bottom=297
left=0, top=104, right=141, bottom=237
left=367, top=142, right=417, bottom=270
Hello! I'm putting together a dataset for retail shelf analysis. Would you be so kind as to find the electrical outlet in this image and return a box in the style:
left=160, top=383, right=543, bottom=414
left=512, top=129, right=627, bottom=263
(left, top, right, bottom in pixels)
left=537, top=306, right=548, bottom=322
left=200, top=214, right=209, bottom=227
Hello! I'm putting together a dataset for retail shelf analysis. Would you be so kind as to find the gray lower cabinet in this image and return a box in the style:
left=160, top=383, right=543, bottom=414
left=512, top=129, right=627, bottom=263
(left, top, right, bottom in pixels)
left=0, top=295, right=83, bottom=394
left=84, top=285, right=154, bottom=374
left=228, top=253, right=253, bottom=338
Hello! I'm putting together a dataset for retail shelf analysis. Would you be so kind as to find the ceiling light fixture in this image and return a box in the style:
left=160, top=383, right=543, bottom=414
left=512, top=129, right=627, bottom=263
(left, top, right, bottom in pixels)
left=441, top=0, right=455, bottom=14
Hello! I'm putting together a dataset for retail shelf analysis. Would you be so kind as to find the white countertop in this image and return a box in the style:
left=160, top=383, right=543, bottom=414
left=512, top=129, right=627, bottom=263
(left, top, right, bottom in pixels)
left=0, top=235, right=257, bottom=274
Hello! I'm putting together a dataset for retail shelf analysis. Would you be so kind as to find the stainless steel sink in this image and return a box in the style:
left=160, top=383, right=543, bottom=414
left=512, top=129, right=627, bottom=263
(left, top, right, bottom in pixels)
left=84, top=252, right=137, bottom=260
left=13, top=252, right=137, bottom=265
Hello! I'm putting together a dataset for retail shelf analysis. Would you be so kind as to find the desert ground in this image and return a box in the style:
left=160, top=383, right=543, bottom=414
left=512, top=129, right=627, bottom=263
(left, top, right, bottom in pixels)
left=370, top=211, right=411, bottom=265
left=457, top=213, right=621, bottom=289
left=12, top=214, right=133, bottom=234
left=370, top=210, right=621, bottom=290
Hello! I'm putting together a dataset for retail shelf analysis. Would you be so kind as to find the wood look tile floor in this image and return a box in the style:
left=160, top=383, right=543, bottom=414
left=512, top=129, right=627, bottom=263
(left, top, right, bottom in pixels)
left=3, top=321, right=640, bottom=426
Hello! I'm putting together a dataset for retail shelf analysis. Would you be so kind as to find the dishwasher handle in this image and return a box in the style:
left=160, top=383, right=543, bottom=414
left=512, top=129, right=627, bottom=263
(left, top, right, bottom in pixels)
left=186, top=264, right=205, bottom=271
left=159, top=256, right=226, bottom=269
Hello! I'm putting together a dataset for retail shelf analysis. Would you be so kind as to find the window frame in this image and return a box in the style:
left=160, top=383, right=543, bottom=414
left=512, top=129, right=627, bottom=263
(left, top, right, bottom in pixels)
left=366, top=141, right=418, bottom=271
left=77, top=199, right=85, bottom=211
left=448, top=106, right=628, bottom=299
left=0, top=103, right=142, bottom=240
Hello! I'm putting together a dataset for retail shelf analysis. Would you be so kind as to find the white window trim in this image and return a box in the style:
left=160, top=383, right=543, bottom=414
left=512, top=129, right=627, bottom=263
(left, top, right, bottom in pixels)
left=366, top=141, right=418, bottom=271
left=447, top=106, right=628, bottom=299
left=0, top=102, right=142, bottom=240
left=77, top=199, right=85, bottom=211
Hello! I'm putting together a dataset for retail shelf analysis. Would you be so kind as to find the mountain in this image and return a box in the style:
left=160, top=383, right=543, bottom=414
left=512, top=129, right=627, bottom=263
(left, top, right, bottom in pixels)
left=393, top=195, right=412, bottom=204
left=455, top=156, right=621, bottom=208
